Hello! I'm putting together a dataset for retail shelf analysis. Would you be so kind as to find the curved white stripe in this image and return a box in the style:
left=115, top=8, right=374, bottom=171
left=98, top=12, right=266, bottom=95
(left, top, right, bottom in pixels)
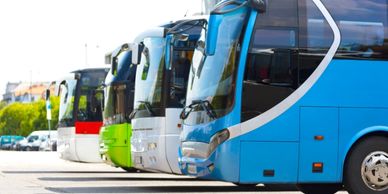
left=228, top=0, right=341, bottom=140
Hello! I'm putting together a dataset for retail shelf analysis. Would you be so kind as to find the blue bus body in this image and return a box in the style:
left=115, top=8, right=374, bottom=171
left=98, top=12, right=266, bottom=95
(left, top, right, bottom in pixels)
left=179, top=0, right=388, bottom=192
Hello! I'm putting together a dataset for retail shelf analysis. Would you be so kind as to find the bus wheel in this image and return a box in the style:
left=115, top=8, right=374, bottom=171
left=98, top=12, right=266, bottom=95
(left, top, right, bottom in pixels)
left=297, top=184, right=342, bottom=194
left=344, top=136, right=388, bottom=194
left=121, top=167, right=139, bottom=173
left=233, top=183, right=257, bottom=187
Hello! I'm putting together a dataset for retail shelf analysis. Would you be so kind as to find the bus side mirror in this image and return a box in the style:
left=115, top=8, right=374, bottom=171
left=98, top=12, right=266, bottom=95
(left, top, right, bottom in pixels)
left=205, top=14, right=222, bottom=56
left=74, top=73, right=81, bottom=80
left=105, top=52, right=112, bottom=65
left=249, top=0, right=266, bottom=13
left=131, top=43, right=142, bottom=65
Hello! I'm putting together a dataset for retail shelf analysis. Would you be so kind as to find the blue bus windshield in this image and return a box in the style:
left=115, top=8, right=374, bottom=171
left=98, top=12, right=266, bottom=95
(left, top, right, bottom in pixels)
left=184, top=7, right=248, bottom=125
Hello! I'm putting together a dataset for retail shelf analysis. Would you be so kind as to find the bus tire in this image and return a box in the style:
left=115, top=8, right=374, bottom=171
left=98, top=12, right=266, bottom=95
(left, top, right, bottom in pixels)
left=121, top=167, right=139, bottom=173
left=233, top=183, right=257, bottom=187
left=297, top=183, right=342, bottom=194
left=344, top=136, right=388, bottom=194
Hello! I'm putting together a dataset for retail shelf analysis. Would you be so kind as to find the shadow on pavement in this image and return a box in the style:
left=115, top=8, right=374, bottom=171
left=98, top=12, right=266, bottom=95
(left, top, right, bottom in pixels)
left=39, top=176, right=199, bottom=182
left=46, top=185, right=298, bottom=193
left=2, top=170, right=128, bottom=174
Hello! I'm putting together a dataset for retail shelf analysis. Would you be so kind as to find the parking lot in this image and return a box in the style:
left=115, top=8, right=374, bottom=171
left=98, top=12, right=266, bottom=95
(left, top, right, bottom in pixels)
left=0, top=151, right=349, bottom=194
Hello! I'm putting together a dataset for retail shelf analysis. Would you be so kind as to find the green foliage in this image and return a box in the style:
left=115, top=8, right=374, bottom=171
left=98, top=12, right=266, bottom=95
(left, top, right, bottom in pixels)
left=0, top=101, right=7, bottom=110
left=0, top=96, right=59, bottom=136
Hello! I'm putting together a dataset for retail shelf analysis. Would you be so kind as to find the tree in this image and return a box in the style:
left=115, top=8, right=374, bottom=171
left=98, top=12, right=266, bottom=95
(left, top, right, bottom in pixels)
left=0, top=96, right=59, bottom=136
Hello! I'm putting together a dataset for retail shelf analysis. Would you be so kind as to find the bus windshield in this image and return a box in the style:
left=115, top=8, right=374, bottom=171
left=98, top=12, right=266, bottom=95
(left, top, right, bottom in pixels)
left=133, top=37, right=165, bottom=118
left=184, top=6, right=248, bottom=125
left=77, top=70, right=106, bottom=122
left=58, top=69, right=107, bottom=127
left=103, top=51, right=135, bottom=125
left=103, top=82, right=129, bottom=125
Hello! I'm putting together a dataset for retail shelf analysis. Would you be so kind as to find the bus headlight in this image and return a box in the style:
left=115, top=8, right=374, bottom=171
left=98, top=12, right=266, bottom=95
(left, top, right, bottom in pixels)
left=208, top=129, right=230, bottom=156
left=181, top=129, right=230, bottom=159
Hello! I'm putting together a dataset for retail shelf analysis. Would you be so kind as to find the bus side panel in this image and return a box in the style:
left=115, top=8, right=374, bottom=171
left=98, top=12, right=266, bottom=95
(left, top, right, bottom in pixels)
left=299, top=107, right=339, bottom=182
left=338, top=108, right=388, bottom=178
left=240, top=141, right=298, bottom=183
left=240, top=107, right=300, bottom=142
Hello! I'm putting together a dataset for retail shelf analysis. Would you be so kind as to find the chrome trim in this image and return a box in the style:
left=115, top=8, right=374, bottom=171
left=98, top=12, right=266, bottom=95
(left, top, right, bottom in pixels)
left=361, top=151, right=388, bottom=191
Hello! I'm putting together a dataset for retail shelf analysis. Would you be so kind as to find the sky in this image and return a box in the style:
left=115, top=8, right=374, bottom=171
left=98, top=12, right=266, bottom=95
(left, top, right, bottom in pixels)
left=0, top=0, right=203, bottom=99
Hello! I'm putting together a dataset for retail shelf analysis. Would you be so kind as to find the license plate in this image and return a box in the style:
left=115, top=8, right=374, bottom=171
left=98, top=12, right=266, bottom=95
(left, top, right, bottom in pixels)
left=135, top=156, right=143, bottom=165
left=187, top=164, right=197, bottom=174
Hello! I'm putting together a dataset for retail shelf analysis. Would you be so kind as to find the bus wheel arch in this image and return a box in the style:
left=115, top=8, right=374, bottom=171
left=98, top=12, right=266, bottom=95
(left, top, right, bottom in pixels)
left=343, top=130, right=388, bottom=193
left=343, top=129, right=388, bottom=167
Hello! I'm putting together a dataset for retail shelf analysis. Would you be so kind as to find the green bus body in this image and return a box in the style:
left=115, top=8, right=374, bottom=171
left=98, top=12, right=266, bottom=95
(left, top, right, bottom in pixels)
left=100, top=123, right=132, bottom=168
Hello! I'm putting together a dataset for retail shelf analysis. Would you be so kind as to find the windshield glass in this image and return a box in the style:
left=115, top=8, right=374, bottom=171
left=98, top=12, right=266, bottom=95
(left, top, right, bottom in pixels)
left=77, top=70, right=107, bottom=122
left=103, top=83, right=128, bottom=125
left=184, top=6, right=248, bottom=125
left=58, top=79, right=77, bottom=127
left=133, top=37, right=165, bottom=118
left=103, top=51, right=135, bottom=125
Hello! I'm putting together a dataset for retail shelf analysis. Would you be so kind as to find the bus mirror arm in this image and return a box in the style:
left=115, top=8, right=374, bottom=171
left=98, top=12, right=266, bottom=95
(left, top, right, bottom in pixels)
left=130, top=43, right=142, bottom=65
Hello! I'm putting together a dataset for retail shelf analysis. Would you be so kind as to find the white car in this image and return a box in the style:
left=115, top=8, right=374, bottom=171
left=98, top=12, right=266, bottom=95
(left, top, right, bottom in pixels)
left=20, top=130, right=57, bottom=151
left=39, top=131, right=58, bottom=151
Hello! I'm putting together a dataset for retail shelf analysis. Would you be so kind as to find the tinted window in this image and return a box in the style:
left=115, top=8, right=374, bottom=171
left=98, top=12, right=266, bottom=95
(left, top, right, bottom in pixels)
left=77, top=70, right=108, bottom=122
left=242, top=0, right=298, bottom=121
left=252, top=29, right=297, bottom=48
left=168, top=49, right=193, bottom=108
left=255, top=0, right=298, bottom=27
left=298, top=0, right=334, bottom=84
left=322, top=0, right=388, bottom=59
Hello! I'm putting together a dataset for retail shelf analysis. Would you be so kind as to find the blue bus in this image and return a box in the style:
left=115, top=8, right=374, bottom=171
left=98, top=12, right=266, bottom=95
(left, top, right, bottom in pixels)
left=178, top=0, right=388, bottom=193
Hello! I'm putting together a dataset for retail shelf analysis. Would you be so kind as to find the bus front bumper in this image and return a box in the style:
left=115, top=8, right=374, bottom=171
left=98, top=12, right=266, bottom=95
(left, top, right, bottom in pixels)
left=178, top=148, right=216, bottom=178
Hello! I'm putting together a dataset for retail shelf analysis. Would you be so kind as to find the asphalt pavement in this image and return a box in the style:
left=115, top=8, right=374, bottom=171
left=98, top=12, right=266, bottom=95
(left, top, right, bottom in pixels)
left=0, top=151, right=349, bottom=194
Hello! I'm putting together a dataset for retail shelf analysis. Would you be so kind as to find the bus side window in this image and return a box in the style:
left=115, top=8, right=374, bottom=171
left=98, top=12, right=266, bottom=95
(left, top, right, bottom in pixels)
left=242, top=0, right=298, bottom=122
left=323, top=0, right=388, bottom=60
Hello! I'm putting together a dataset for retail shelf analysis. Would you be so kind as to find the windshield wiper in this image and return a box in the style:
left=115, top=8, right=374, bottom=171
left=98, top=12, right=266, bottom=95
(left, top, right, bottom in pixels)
left=180, top=100, right=217, bottom=120
left=137, top=101, right=156, bottom=116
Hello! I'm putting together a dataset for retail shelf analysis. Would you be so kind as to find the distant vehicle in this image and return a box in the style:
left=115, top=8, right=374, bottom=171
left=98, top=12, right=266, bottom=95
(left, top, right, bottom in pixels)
left=20, top=130, right=52, bottom=151
left=11, top=137, right=26, bottom=150
left=0, top=135, right=24, bottom=150
left=39, top=131, right=58, bottom=151
left=13, top=137, right=26, bottom=151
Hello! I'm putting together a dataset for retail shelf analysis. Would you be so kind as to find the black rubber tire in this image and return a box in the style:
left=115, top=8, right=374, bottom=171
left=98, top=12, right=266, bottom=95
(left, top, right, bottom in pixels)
left=344, top=136, right=388, bottom=194
left=25, top=146, right=31, bottom=151
left=297, top=183, right=342, bottom=194
left=233, top=183, right=257, bottom=187
left=121, top=167, right=140, bottom=173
